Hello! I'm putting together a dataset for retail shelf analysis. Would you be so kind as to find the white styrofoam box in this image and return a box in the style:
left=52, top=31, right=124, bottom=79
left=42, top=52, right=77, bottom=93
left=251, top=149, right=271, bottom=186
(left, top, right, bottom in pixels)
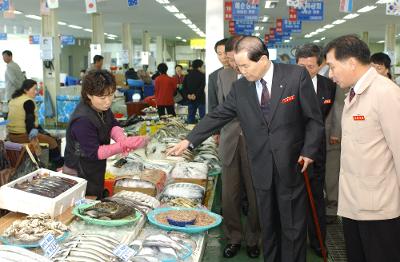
left=0, top=168, right=87, bottom=218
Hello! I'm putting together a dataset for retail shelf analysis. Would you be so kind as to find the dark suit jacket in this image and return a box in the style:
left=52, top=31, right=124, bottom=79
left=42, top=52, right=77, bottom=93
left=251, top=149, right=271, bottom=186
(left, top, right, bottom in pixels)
left=183, top=69, right=206, bottom=104
left=187, top=63, right=324, bottom=190
left=316, top=74, right=336, bottom=121
left=208, top=67, right=223, bottom=112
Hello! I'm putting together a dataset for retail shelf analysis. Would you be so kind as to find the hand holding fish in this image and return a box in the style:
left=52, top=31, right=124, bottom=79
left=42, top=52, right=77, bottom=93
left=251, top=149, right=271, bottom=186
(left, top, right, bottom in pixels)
left=166, top=139, right=190, bottom=156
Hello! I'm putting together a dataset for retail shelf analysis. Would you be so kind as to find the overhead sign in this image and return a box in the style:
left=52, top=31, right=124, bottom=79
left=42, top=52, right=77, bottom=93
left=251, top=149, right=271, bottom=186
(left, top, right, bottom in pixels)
left=297, top=0, right=323, bottom=21
left=29, top=35, right=41, bottom=44
left=289, top=7, right=298, bottom=22
left=0, top=0, right=9, bottom=11
left=339, top=0, right=353, bottom=13
left=232, top=0, right=260, bottom=21
left=0, top=33, right=7, bottom=40
left=283, top=19, right=302, bottom=33
left=234, top=20, right=254, bottom=35
left=60, top=35, right=76, bottom=45
left=85, top=0, right=97, bottom=14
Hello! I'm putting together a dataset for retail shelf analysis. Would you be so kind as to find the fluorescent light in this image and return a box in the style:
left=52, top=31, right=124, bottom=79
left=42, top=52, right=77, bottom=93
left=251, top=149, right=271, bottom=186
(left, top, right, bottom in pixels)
left=316, top=28, right=326, bottom=33
left=376, top=0, right=390, bottom=3
left=107, top=36, right=116, bottom=40
left=313, top=39, right=321, bottom=43
left=176, top=36, right=181, bottom=39
left=305, top=34, right=312, bottom=38
left=357, top=5, right=377, bottom=13
left=182, top=39, right=187, bottom=42
left=57, top=21, right=67, bottom=26
left=108, top=34, right=117, bottom=38
left=265, top=1, right=278, bottom=8
left=25, top=14, right=42, bottom=20
left=84, top=28, right=92, bottom=32
left=289, top=36, right=293, bottom=40
left=261, top=16, right=269, bottom=22
left=255, top=26, right=260, bottom=30
left=182, top=19, right=192, bottom=25
left=321, top=37, right=326, bottom=40
left=68, top=24, right=83, bottom=29
left=174, top=13, right=186, bottom=19
left=323, top=24, right=334, bottom=29
left=343, top=13, right=359, bottom=19
left=188, top=24, right=197, bottom=29
left=13, top=10, right=23, bottom=15
left=332, top=19, right=346, bottom=25
left=284, top=39, right=290, bottom=43
left=156, top=0, right=170, bottom=3
left=164, top=5, right=179, bottom=13
left=376, top=40, right=385, bottom=43
left=310, top=32, right=318, bottom=36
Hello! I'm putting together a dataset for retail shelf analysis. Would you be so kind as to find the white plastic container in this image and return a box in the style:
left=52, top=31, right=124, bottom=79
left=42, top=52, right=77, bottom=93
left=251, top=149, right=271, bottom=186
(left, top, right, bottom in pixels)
left=0, top=168, right=87, bottom=217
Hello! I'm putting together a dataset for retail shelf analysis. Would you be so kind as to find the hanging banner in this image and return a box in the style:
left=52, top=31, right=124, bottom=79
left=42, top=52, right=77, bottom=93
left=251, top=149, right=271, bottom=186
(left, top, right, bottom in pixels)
left=283, top=19, right=302, bottom=33
left=339, top=0, right=353, bottom=13
left=85, top=0, right=97, bottom=14
left=60, top=35, right=76, bottom=45
left=127, top=0, right=139, bottom=7
left=276, top=18, right=283, bottom=33
left=297, top=0, right=323, bottom=21
left=386, top=0, right=400, bottom=16
left=287, top=0, right=307, bottom=8
left=232, top=0, right=260, bottom=21
left=0, top=0, right=9, bottom=11
left=29, top=35, right=41, bottom=45
left=234, top=20, right=255, bottom=35
left=40, top=0, right=50, bottom=15
left=225, top=1, right=233, bottom=20
left=46, top=0, right=59, bottom=9
left=289, top=7, right=298, bottom=21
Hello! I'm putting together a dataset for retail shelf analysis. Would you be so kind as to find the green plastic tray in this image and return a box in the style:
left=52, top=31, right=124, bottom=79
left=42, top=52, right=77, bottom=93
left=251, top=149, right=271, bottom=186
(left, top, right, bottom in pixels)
left=72, top=203, right=141, bottom=227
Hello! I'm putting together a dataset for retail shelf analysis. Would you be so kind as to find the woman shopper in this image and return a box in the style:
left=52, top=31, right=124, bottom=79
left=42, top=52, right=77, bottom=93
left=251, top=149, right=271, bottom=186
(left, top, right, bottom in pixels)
left=7, top=79, right=63, bottom=167
left=154, top=63, right=176, bottom=117
left=64, top=70, right=149, bottom=199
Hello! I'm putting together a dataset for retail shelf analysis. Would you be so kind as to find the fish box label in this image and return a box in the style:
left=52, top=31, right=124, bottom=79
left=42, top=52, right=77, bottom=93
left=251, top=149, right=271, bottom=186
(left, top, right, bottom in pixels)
left=39, top=233, right=60, bottom=258
left=113, top=244, right=137, bottom=261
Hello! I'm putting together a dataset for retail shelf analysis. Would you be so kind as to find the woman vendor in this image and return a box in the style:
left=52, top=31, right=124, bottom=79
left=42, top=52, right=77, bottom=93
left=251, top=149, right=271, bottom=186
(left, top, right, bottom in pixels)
left=64, top=70, right=148, bottom=199
left=7, top=79, right=63, bottom=167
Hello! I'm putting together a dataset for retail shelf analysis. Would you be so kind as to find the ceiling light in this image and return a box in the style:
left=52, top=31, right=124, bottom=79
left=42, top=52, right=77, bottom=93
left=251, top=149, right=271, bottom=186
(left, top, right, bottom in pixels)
left=284, top=39, right=290, bottom=43
left=68, top=25, right=83, bottom=29
left=343, top=13, right=359, bottom=19
left=332, top=19, right=346, bottom=25
left=323, top=24, right=334, bottom=29
left=321, top=37, right=326, bottom=40
left=313, top=39, right=321, bottom=43
left=107, top=36, right=116, bottom=40
left=182, top=39, right=187, bottom=42
left=174, top=13, right=186, bottom=19
left=261, top=16, right=269, bottom=22
left=182, top=19, right=192, bottom=25
left=305, top=34, right=312, bottom=38
left=13, top=10, right=23, bottom=15
left=265, top=1, right=278, bottom=8
left=164, top=5, right=179, bottom=13
left=376, top=40, right=385, bottom=43
left=108, top=34, right=117, bottom=38
left=176, top=36, right=181, bottom=39
left=84, top=28, right=92, bottom=32
left=376, top=0, right=389, bottom=4
left=255, top=26, right=260, bottom=30
left=310, top=32, right=318, bottom=36
left=290, top=37, right=293, bottom=40
left=25, top=14, right=42, bottom=20
left=316, top=28, right=326, bottom=33
left=156, top=0, right=170, bottom=3
left=357, top=5, right=377, bottom=13
left=188, top=24, right=197, bottom=29
left=57, top=21, right=67, bottom=26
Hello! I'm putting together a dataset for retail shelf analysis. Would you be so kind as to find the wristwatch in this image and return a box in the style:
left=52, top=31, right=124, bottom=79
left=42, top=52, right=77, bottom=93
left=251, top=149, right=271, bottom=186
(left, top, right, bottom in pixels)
left=188, top=142, right=195, bottom=151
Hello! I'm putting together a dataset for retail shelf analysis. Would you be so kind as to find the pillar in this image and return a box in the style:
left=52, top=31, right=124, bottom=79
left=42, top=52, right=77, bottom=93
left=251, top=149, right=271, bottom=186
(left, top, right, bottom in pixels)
left=156, top=35, right=163, bottom=65
left=384, top=24, right=396, bottom=63
left=41, top=9, right=60, bottom=122
left=122, top=23, right=133, bottom=66
left=91, top=13, right=104, bottom=48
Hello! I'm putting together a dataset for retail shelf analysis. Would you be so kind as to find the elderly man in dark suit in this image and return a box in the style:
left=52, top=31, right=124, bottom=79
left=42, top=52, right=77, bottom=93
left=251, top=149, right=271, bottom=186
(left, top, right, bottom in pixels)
left=295, top=44, right=336, bottom=257
left=168, top=36, right=324, bottom=262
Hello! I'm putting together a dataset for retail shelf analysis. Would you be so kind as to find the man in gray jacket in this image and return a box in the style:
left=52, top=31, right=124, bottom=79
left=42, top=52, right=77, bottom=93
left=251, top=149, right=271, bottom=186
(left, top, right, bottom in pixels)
left=2, top=50, right=24, bottom=104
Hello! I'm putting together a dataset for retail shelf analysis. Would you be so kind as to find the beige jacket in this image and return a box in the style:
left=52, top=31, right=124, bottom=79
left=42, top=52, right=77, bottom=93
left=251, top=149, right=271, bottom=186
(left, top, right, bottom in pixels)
left=338, top=68, right=400, bottom=220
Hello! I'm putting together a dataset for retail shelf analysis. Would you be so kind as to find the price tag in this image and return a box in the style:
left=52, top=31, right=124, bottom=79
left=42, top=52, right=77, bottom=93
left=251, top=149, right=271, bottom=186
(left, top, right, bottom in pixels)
left=39, top=233, right=60, bottom=258
left=113, top=244, right=137, bottom=261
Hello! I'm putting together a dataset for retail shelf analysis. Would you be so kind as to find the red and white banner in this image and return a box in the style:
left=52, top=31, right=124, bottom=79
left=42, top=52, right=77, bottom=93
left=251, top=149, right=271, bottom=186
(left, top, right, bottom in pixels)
left=224, top=1, right=232, bottom=21
left=46, top=0, right=59, bottom=9
left=276, top=18, right=283, bottom=33
left=269, top=28, right=275, bottom=39
left=339, top=0, right=353, bottom=13
left=289, top=7, right=297, bottom=22
left=85, top=0, right=97, bottom=14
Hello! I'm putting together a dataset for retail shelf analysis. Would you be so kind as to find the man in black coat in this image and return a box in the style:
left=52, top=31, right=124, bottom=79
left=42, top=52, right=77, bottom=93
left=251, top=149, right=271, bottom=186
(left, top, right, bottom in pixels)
left=168, top=36, right=324, bottom=262
left=296, top=44, right=336, bottom=257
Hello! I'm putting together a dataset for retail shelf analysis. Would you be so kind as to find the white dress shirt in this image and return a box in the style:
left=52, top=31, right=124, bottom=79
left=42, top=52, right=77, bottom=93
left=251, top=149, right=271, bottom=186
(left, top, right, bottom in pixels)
left=256, top=62, right=274, bottom=104
left=353, top=67, right=373, bottom=93
left=311, top=75, right=318, bottom=94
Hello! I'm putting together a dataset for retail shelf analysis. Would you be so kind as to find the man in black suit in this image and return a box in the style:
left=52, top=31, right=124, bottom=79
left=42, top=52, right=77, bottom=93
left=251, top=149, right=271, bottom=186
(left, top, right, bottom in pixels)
left=295, top=44, right=336, bottom=257
left=168, top=36, right=324, bottom=262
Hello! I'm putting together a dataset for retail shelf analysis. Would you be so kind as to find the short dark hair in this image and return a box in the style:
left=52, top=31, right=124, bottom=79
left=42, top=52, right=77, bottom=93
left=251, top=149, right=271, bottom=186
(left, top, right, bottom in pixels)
left=234, top=36, right=269, bottom=62
left=93, top=55, right=104, bottom=64
left=192, top=59, right=203, bottom=70
left=2, top=50, right=12, bottom=56
left=225, top=35, right=243, bottom=53
left=157, top=63, right=168, bottom=74
left=81, top=70, right=116, bottom=104
left=371, top=52, right=392, bottom=79
left=11, top=79, right=37, bottom=99
left=323, top=34, right=370, bottom=65
left=175, top=64, right=183, bottom=70
left=295, top=44, right=322, bottom=65
left=214, top=38, right=227, bottom=53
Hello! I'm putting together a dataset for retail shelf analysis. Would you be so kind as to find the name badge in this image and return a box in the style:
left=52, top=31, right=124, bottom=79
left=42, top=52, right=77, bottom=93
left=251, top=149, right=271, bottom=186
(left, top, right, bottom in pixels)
left=281, top=95, right=295, bottom=104
left=353, top=115, right=365, bottom=121
left=323, top=99, right=332, bottom=104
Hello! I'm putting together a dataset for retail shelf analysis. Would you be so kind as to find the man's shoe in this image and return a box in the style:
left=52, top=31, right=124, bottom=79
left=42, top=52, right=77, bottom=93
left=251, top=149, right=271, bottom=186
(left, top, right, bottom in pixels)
left=223, top=244, right=241, bottom=258
left=246, top=245, right=260, bottom=258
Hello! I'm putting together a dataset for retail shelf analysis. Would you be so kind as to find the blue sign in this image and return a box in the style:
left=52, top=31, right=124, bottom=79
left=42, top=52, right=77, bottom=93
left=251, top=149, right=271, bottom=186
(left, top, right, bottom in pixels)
left=283, top=32, right=291, bottom=40
left=0, top=0, right=9, bottom=11
left=60, top=35, right=75, bottom=45
left=127, top=0, right=138, bottom=7
left=297, top=0, right=323, bottom=21
left=232, top=0, right=260, bottom=21
left=0, top=33, right=7, bottom=40
left=283, top=19, right=302, bottom=33
left=234, top=21, right=254, bottom=35
left=29, top=35, right=40, bottom=44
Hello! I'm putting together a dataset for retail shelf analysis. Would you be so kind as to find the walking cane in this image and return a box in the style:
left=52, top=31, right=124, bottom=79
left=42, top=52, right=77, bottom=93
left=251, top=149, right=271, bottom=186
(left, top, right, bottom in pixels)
left=301, top=161, right=328, bottom=262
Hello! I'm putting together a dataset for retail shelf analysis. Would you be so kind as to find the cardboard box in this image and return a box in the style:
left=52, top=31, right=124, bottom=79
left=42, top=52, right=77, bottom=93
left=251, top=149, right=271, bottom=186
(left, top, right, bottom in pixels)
left=0, top=169, right=87, bottom=218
